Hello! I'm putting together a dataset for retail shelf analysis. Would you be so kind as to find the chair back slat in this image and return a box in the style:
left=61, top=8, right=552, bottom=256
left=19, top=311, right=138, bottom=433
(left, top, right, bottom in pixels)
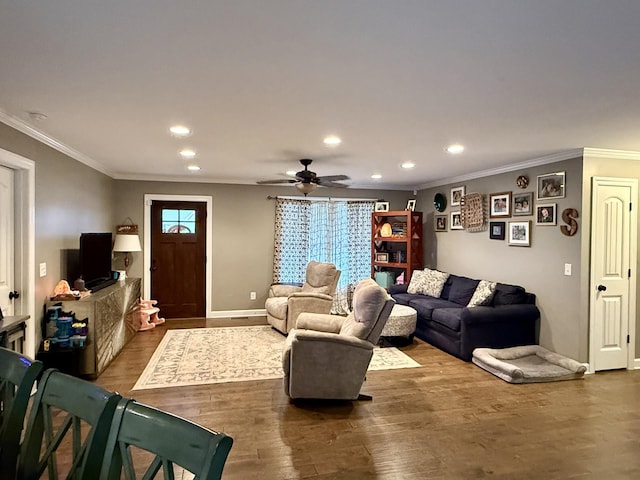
left=18, top=369, right=121, bottom=480
left=0, top=347, right=43, bottom=480
left=101, top=399, right=233, bottom=480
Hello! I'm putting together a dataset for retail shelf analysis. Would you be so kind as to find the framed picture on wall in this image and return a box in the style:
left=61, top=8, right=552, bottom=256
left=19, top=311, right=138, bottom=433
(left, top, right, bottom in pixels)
left=536, top=203, right=557, bottom=225
left=406, top=199, right=416, bottom=211
left=451, top=211, right=463, bottom=230
left=450, top=186, right=465, bottom=207
left=489, top=221, right=506, bottom=240
left=513, top=192, right=533, bottom=216
left=489, top=192, right=512, bottom=218
left=537, top=171, right=565, bottom=199
left=508, top=221, right=531, bottom=247
left=435, top=215, right=447, bottom=232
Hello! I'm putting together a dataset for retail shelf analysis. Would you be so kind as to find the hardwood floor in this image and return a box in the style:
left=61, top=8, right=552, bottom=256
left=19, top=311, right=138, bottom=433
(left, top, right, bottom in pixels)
left=95, top=320, right=640, bottom=479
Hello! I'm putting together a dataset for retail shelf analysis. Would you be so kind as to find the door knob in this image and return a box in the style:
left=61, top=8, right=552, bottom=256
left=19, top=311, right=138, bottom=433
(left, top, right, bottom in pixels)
left=9, top=290, right=19, bottom=300
left=597, top=284, right=607, bottom=292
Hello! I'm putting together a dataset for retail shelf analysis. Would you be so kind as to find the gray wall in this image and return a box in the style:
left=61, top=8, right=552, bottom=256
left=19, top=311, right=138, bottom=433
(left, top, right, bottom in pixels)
left=417, top=158, right=585, bottom=361
left=1, top=123, right=115, bottom=346
left=113, top=180, right=411, bottom=311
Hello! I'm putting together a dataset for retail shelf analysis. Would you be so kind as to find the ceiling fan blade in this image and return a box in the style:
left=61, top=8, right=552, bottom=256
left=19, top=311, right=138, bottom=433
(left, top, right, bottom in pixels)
left=317, top=174, right=349, bottom=182
left=316, top=179, right=349, bottom=188
left=256, top=179, right=297, bottom=185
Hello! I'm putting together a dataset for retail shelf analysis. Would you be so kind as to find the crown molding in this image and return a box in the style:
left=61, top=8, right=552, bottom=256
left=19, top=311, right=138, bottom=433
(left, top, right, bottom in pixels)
left=583, top=147, right=640, bottom=160
left=0, top=109, right=112, bottom=176
left=417, top=149, right=585, bottom=190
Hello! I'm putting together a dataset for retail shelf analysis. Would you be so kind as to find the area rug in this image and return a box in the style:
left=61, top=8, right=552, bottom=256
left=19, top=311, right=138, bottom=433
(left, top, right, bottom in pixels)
left=133, top=326, right=420, bottom=390
left=472, top=345, right=586, bottom=384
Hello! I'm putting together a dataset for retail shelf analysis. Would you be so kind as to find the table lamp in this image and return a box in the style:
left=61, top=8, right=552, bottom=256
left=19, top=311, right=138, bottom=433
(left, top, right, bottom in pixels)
left=113, top=227, right=141, bottom=275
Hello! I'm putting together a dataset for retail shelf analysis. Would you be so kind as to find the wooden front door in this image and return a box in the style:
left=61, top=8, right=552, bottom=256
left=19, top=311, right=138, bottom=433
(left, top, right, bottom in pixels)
left=150, top=201, right=206, bottom=318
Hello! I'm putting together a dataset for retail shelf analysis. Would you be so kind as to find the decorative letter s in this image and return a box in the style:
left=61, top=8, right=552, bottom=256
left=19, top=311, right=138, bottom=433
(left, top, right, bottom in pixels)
left=561, top=208, right=579, bottom=236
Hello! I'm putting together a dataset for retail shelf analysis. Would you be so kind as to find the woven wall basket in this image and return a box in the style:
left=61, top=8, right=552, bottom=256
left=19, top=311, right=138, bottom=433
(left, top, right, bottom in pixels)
left=460, top=193, right=486, bottom=232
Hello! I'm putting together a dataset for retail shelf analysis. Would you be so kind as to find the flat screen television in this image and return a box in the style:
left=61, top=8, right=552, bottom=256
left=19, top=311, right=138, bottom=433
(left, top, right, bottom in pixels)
left=79, top=232, right=116, bottom=292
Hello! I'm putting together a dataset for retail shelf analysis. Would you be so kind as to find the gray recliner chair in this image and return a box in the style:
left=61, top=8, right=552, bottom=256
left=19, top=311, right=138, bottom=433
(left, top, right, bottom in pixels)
left=282, top=278, right=395, bottom=400
left=266, top=261, right=341, bottom=334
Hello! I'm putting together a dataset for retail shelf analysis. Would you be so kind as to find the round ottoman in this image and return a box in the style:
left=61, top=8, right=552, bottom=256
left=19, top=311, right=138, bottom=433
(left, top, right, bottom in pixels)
left=379, top=304, right=417, bottom=347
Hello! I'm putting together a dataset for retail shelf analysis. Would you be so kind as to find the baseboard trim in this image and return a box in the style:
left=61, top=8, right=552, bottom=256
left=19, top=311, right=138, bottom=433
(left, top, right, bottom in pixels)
left=634, top=358, right=640, bottom=370
left=208, top=309, right=266, bottom=319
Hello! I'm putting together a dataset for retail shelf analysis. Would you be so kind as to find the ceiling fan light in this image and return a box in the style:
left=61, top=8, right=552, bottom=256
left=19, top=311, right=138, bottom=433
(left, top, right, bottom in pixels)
left=295, top=182, right=317, bottom=195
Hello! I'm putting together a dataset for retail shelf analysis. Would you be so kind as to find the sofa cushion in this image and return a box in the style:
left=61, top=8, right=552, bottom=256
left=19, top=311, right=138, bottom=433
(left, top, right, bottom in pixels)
left=391, top=293, right=415, bottom=306
left=408, top=296, right=461, bottom=320
left=493, top=283, right=528, bottom=305
left=467, top=280, right=497, bottom=307
left=407, top=270, right=428, bottom=294
left=439, top=275, right=455, bottom=300
left=431, top=308, right=464, bottom=332
left=448, top=276, right=480, bottom=305
left=422, top=268, right=450, bottom=297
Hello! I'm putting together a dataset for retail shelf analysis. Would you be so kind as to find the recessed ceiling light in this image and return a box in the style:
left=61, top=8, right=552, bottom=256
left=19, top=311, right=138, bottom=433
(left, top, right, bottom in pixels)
left=179, top=149, right=197, bottom=158
left=371, top=174, right=382, bottom=180
left=186, top=164, right=201, bottom=172
left=446, top=144, right=465, bottom=154
left=286, top=170, right=297, bottom=176
left=170, top=125, right=192, bottom=137
left=401, top=162, right=415, bottom=169
left=323, top=135, right=342, bottom=147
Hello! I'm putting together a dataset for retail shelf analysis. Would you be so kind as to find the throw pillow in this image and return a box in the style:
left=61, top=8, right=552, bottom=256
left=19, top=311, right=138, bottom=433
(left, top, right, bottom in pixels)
left=407, top=270, right=428, bottom=294
left=420, top=268, right=450, bottom=298
left=467, top=280, right=497, bottom=307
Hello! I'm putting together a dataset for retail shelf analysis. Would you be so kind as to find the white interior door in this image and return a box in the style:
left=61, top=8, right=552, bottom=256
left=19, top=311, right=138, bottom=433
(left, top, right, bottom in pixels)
left=590, top=177, right=637, bottom=371
left=0, top=165, right=15, bottom=317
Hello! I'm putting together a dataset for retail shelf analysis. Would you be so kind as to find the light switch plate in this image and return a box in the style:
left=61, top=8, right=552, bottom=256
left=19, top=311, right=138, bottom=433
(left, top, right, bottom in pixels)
left=564, top=263, right=572, bottom=276
left=39, top=262, right=47, bottom=277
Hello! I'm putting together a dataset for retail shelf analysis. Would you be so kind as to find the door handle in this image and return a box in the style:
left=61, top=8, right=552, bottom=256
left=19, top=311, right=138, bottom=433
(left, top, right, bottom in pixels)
left=9, top=290, right=19, bottom=300
left=597, top=284, right=607, bottom=292
left=151, top=259, right=157, bottom=272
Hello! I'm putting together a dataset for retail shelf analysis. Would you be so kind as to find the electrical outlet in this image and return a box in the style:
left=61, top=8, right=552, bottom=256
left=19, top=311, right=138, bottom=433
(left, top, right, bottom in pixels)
left=39, top=262, right=47, bottom=277
left=564, top=263, right=572, bottom=276
left=250, top=291, right=257, bottom=300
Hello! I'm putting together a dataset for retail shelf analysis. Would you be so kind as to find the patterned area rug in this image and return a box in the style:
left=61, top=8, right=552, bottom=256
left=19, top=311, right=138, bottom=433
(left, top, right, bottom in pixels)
left=133, top=326, right=420, bottom=390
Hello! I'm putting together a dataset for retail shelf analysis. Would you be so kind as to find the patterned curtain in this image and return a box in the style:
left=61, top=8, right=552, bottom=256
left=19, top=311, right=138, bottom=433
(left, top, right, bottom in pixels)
left=272, top=197, right=375, bottom=313
left=272, top=199, right=310, bottom=283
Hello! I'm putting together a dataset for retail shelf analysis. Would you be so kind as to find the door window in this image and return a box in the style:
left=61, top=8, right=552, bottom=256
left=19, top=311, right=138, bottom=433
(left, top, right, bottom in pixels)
left=161, top=209, right=196, bottom=234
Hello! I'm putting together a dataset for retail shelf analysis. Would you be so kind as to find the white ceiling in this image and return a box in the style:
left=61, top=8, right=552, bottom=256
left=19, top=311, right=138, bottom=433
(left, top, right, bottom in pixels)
left=2, top=1, right=640, bottom=190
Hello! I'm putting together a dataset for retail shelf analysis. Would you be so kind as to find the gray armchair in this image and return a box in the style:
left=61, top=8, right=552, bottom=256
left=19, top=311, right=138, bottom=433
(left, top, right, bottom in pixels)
left=266, top=261, right=341, bottom=334
left=282, top=278, right=395, bottom=400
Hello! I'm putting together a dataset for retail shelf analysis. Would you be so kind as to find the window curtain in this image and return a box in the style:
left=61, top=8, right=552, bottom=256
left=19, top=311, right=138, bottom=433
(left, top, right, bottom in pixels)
left=272, top=198, right=375, bottom=313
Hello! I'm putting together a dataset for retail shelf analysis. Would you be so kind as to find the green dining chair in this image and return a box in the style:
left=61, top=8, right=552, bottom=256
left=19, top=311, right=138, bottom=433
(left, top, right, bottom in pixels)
left=17, top=369, right=121, bottom=480
left=100, top=398, right=233, bottom=480
left=0, top=347, right=43, bottom=480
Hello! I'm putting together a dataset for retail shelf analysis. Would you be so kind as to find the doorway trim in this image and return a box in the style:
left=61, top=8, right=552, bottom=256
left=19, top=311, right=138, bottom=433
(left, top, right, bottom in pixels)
left=0, top=148, right=36, bottom=357
left=144, top=194, right=212, bottom=317
left=588, top=176, right=638, bottom=372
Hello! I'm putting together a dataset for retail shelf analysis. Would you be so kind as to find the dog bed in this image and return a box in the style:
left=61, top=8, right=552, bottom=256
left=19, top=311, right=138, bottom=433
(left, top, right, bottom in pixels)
left=472, top=345, right=586, bottom=384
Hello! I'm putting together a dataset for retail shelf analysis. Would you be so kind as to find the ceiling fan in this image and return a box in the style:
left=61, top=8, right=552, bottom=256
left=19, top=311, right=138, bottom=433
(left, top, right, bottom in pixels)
left=257, top=159, right=350, bottom=195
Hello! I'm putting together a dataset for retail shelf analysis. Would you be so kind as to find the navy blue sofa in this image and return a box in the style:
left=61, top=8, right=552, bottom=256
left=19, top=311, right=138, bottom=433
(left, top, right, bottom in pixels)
left=389, top=274, right=540, bottom=361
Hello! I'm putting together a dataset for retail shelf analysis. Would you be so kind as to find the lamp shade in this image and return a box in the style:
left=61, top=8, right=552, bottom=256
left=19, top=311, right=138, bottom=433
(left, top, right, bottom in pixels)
left=113, top=234, right=141, bottom=252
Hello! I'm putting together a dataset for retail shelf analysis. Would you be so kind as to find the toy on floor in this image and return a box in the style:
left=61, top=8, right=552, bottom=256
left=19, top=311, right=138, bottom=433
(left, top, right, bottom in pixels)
left=138, top=298, right=165, bottom=331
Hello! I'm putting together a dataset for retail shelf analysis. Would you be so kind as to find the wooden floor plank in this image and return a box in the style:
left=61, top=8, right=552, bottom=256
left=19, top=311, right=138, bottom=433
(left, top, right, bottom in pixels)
left=94, top=319, right=640, bottom=479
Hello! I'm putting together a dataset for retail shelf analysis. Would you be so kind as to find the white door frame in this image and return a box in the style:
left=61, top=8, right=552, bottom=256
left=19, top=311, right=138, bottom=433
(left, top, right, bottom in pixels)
left=143, top=194, right=213, bottom=317
left=589, top=176, right=638, bottom=372
left=0, top=148, right=36, bottom=357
